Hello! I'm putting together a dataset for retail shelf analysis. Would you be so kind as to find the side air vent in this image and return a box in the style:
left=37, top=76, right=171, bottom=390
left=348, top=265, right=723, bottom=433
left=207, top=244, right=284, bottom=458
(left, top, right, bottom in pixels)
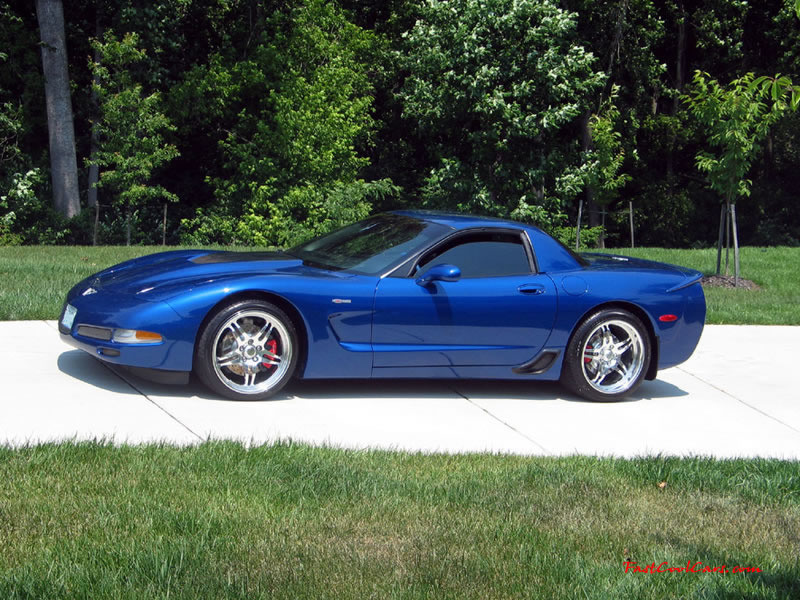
left=512, top=350, right=560, bottom=375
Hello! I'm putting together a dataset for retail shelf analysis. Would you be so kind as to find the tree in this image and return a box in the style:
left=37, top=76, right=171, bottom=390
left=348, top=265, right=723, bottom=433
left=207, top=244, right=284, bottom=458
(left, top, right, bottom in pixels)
left=580, top=87, right=632, bottom=248
left=35, top=0, right=80, bottom=219
left=89, top=31, right=179, bottom=245
left=176, top=0, right=388, bottom=246
left=400, top=0, right=605, bottom=229
left=684, top=70, right=799, bottom=285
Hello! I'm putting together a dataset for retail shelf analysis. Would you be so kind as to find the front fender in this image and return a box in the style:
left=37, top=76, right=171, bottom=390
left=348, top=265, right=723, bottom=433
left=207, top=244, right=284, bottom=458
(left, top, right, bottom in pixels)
left=162, top=274, right=379, bottom=378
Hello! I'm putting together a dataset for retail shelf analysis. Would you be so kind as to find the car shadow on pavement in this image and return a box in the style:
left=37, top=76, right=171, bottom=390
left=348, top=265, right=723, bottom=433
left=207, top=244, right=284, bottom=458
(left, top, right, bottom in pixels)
left=448, top=378, right=689, bottom=404
left=58, top=349, right=688, bottom=404
left=56, top=350, right=222, bottom=401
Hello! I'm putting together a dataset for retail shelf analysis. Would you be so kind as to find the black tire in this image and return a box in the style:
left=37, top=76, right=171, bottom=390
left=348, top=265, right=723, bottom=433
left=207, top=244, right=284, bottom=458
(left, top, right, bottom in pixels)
left=561, top=308, right=651, bottom=402
left=195, top=299, right=299, bottom=401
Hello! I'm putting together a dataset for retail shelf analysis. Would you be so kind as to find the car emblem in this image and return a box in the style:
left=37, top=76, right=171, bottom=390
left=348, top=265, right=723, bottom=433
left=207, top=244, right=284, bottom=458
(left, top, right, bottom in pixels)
left=82, top=287, right=97, bottom=296
left=331, top=298, right=352, bottom=304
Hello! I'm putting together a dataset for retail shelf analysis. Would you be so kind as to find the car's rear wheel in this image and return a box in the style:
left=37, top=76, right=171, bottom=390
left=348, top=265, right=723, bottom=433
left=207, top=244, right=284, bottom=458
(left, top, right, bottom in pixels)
left=561, top=309, right=650, bottom=402
left=195, top=299, right=298, bottom=401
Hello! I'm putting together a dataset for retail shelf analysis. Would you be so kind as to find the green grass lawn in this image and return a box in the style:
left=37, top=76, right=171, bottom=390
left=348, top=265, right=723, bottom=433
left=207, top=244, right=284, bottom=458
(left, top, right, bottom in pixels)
left=1, top=442, right=798, bottom=599
left=0, top=244, right=797, bottom=323
left=0, top=245, right=254, bottom=321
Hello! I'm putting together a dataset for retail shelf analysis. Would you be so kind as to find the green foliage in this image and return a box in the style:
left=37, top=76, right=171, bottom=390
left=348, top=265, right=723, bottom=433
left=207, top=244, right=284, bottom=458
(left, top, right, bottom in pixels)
left=0, top=168, right=74, bottom=245
left=684, top=71, right=794, bottom=204
left=550, top=225, right=604, bottom=251
left=4, top=0, right=800, bottom=247
left=585, top=87, right=632, bottom=207
left=0, top=99, right=23, bottom=173
left=89, top=31, right=179, bottom=216
left=175, top=0, right=383, bottom=246
left=401, top=0, right=605, bottom=228
left=181, top=179, right=398, bottom=247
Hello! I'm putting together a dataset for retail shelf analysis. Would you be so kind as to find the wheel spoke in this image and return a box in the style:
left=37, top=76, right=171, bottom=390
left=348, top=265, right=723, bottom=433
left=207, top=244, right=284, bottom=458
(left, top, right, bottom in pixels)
left=255, top=322, right=273, bottom=344
left=592, top=369, right=605, bottom=384
left=614, top=362, right=629, bottom=380
left=228, top=320, right=247, bottom=343
left=243, top=372, right=256, bottom=387
left=262, top=350, right=282, bottom=365
left=615, top=338, right=632, bottom=354
left=217, top=350, right=240, bottom=368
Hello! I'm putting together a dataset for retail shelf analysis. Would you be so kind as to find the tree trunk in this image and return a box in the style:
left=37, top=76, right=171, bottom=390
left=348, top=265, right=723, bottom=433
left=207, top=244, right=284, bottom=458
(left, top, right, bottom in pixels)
left=580, top=110, right=600, bottom=234
left=668, top=3, right=687, bottom=179
left=598, top=209, right=606, bottom=249
left=764, top=132, right=773, bottom=179
left=126, top=205, right=131, bottom=246
left=731, top=203, right=740, bottom=287
left=716, top=204, right=725, bottom=275
left=93, top=202, right=100, bottom=246
left=605, top=0, right=630, bottom=77
left=87, top=15, right=104, bottom=243
left=725, top=199, right=731, bottom=276
left=36, top=0, right=80, bottom=219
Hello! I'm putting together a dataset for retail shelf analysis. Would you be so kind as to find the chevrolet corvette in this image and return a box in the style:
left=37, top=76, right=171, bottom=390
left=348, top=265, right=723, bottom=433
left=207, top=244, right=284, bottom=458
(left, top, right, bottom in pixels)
left=59, top=211, right=705, bottom=401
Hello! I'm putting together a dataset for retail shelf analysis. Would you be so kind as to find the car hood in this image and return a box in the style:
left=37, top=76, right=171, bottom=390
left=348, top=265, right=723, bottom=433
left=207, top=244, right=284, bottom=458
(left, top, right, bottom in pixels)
left=80, top=249, right=310, bottom=298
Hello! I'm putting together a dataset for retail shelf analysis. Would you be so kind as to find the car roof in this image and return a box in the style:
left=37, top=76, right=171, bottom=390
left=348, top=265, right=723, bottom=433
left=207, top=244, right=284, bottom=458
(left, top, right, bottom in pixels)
left=391, top=209, right=535, bottom=232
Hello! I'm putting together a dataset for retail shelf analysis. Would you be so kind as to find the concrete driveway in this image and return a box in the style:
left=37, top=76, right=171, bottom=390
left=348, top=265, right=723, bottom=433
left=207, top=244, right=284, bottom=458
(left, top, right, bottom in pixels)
left=1, top=321, right=797, bottom=458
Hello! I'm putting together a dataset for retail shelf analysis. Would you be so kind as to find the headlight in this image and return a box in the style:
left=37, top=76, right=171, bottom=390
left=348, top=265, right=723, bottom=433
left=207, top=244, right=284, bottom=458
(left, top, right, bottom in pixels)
left=112, top=329, right=163, bottom=344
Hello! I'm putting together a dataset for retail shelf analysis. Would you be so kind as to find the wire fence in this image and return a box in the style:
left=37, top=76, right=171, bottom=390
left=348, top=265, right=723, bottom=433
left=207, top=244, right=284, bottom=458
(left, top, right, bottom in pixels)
left=575, top=200, right=635, bottom=250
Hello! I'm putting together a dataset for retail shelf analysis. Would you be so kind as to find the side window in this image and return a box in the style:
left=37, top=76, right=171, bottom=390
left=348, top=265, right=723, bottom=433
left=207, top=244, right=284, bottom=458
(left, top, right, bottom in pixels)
left=415, top=232, right=531, bottom=278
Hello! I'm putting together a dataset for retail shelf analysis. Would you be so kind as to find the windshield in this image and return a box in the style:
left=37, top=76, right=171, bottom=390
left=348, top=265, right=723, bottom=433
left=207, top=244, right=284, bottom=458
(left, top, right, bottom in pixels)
left=286, top=213, right=450, bottom=275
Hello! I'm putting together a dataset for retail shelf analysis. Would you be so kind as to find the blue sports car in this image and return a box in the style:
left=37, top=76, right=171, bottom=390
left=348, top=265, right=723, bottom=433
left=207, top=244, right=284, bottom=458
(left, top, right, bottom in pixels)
left=60, top=211, right=705, bottom=402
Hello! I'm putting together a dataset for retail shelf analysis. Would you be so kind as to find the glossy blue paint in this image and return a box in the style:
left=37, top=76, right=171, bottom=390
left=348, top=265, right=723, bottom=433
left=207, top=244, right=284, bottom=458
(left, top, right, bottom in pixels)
left=372, top=273, right=557, bottom=367
left=60, top=211, right=706, bottom=392
left=416, top=263, right=461, bottom=286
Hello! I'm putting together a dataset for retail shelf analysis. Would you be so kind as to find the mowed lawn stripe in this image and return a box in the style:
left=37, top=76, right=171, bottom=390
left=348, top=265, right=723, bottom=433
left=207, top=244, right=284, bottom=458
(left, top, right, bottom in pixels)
left=0, top=442, right=798, bottom=599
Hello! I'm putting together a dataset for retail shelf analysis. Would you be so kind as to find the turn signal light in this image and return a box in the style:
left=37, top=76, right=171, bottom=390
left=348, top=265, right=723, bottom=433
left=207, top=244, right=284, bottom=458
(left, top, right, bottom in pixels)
left=112, top=329, right=163, bottom=344
left=658, top=314, right=678, bottom=322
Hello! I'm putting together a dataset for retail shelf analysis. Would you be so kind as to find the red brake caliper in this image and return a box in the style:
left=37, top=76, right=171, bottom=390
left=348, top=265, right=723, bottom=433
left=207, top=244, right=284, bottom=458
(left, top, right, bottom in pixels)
left=261, top=339, right=278, bottom=368
left=584, top=344, right=593, bottom=364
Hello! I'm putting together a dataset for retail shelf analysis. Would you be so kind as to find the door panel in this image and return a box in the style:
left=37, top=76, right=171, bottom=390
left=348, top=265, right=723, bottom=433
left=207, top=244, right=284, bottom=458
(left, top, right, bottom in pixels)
left=372, top=274, right=557, bottom=368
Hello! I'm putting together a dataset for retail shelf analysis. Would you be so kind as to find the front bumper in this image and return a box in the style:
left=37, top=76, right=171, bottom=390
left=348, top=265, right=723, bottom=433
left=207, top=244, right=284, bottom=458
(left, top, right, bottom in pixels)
left=58, top=291, right=196, bottom=373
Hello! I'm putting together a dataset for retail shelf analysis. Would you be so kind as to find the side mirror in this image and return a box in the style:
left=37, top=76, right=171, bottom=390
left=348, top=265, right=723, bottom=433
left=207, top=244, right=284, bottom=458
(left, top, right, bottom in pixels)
left=415, top=264, right=461, bottom=287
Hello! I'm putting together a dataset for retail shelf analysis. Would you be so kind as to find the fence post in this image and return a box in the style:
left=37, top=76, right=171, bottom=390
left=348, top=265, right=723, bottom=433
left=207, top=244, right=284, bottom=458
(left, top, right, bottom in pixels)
left=629, top=201, right=634, bottom=248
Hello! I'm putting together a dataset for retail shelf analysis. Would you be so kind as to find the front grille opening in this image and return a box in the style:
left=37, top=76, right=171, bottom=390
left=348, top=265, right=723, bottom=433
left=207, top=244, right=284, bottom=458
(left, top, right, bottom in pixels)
left=76, top=325, right=113, bottom=341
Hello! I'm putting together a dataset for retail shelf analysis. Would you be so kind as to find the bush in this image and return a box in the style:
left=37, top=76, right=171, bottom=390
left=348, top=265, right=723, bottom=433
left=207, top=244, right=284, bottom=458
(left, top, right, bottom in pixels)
left=550, top=225, right=604, bottom=250
left=180, top=179, right=399, bottom=247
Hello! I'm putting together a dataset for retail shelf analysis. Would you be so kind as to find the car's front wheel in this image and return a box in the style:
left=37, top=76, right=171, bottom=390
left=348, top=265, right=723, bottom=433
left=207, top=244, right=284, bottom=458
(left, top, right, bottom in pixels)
left=561, top=309, right=651, bottom=402
left=195, top=299, right=298, bottom=401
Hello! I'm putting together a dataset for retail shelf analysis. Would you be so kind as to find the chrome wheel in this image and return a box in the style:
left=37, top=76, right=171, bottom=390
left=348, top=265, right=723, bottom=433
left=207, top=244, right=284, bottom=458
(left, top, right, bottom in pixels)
left=211, top=308, right=293, bottom=395
left=581, top=319, right=645, bottom=395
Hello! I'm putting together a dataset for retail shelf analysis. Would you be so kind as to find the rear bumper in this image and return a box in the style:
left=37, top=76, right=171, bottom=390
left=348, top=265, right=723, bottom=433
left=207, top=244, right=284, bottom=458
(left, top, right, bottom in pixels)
left=657, top=281, right=706, bottom=369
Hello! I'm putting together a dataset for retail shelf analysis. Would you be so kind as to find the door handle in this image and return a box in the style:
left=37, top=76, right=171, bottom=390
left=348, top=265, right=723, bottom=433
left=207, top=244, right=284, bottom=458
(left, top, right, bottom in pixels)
left=518, top=284, right=546, bottom=295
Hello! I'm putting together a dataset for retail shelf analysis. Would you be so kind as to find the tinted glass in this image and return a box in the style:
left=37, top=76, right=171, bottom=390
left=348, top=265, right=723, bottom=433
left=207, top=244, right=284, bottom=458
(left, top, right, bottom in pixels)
left=416, top=233, right=531, bottom=278
left=287, top=214, right=449, bottom=275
